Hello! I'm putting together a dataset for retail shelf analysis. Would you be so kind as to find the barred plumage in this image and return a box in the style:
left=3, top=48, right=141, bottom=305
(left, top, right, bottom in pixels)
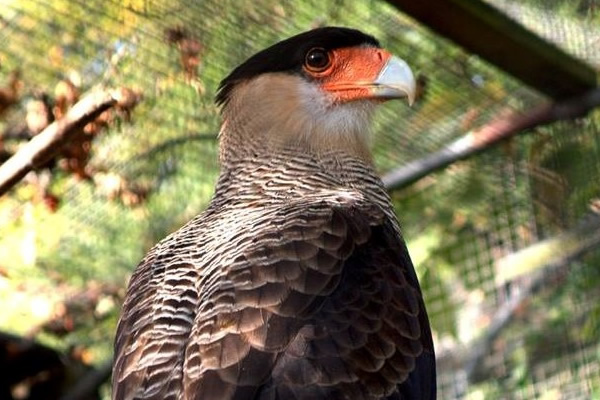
left=113, top=27, right=435, bottom=400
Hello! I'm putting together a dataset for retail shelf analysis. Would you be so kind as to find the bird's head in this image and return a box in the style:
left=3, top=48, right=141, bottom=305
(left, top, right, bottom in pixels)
left=216, top=27, right=416, bottom=162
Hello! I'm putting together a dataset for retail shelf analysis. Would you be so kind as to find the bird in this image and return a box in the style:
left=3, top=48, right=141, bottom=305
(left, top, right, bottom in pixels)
left=112, top=26, right=435, bottom=400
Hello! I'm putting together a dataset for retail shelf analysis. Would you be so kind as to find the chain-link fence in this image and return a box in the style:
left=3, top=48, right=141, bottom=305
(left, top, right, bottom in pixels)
left=0, top=0, right=598, bottom=398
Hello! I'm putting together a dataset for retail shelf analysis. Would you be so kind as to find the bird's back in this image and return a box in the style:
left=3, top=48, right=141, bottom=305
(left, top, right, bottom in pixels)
left=113, top=150, right=434, bottom=400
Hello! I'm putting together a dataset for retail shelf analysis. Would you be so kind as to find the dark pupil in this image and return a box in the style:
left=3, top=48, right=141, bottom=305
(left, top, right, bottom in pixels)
left=307, top=50, right=328, bottom=69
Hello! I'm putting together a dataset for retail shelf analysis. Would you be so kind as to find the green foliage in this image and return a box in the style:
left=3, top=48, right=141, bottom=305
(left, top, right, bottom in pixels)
left=0, top=0, right=599, bottom=399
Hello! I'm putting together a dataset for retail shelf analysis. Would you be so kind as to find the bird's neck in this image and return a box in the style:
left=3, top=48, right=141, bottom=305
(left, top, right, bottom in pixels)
left=212, top=144, right=390, bottom=210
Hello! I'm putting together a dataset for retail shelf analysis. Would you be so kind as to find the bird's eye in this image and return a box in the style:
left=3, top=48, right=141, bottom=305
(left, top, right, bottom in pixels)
left=304, top=48, right=331, bottom=72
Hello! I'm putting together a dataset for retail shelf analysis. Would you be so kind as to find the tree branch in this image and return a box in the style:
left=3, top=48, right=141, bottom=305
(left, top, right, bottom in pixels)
left=495, top=213, right=600, bottom=284
left=383, top=88, right=600, bottom=191
left=433, top=213, right=600, bottom=397
left=463, top=262, right=566, bottom=384
left=0, top=89, right=128, bottom=196
left=132, top=132, right=217, bottom=162
left=461, top=213, right=600, bottom=383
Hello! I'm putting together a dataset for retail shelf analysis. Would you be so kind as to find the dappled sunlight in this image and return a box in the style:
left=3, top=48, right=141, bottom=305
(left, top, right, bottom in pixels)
left=0, top=0, right=599, bottom=399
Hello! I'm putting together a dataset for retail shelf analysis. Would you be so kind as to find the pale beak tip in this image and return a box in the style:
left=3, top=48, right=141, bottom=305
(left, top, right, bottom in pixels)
left=374, top=56, right=417, bottom=106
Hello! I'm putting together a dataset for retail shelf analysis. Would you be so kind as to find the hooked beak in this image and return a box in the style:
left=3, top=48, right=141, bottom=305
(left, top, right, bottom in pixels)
left=371, top=56, right=416, bottom=105
left=319, top=48, right=416, bottom=106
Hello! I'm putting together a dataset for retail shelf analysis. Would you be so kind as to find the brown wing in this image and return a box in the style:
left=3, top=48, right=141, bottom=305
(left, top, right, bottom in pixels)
left=113, top=195, right=435, bottom=400
left=112, top=234, right=201, bottom=400
left=254, top=205, right=436, bottom=400
left=180, top=197, right=434, bottom=399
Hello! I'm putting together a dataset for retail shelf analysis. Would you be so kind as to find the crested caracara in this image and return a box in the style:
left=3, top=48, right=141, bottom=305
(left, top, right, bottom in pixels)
left=113, top=26, right=435, bottom=400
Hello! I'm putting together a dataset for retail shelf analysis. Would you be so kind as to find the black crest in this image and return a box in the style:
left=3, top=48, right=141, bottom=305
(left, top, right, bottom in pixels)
left=215, top=27, right=380, bottom=107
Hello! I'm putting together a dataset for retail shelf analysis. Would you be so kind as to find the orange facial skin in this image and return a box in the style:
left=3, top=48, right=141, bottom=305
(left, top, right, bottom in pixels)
left=304, top=47, right=393, bottom=103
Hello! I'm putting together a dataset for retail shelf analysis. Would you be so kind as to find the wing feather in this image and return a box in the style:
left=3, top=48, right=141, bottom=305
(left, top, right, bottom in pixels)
left=113, top=193, right=435, bottom=400
left=113, top=242, right=200, bottom=400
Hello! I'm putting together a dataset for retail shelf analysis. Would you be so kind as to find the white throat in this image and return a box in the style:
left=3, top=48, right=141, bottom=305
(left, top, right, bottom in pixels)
left=220, top=73, right=376, bottom=161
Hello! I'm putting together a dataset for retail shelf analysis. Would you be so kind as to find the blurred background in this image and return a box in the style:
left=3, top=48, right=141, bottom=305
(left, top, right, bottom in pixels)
left=0, top=0, right=598, bottom=399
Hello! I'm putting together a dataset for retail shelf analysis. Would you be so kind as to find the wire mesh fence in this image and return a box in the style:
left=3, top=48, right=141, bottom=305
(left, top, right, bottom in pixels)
left=0, top=0, right=598, bottom=398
